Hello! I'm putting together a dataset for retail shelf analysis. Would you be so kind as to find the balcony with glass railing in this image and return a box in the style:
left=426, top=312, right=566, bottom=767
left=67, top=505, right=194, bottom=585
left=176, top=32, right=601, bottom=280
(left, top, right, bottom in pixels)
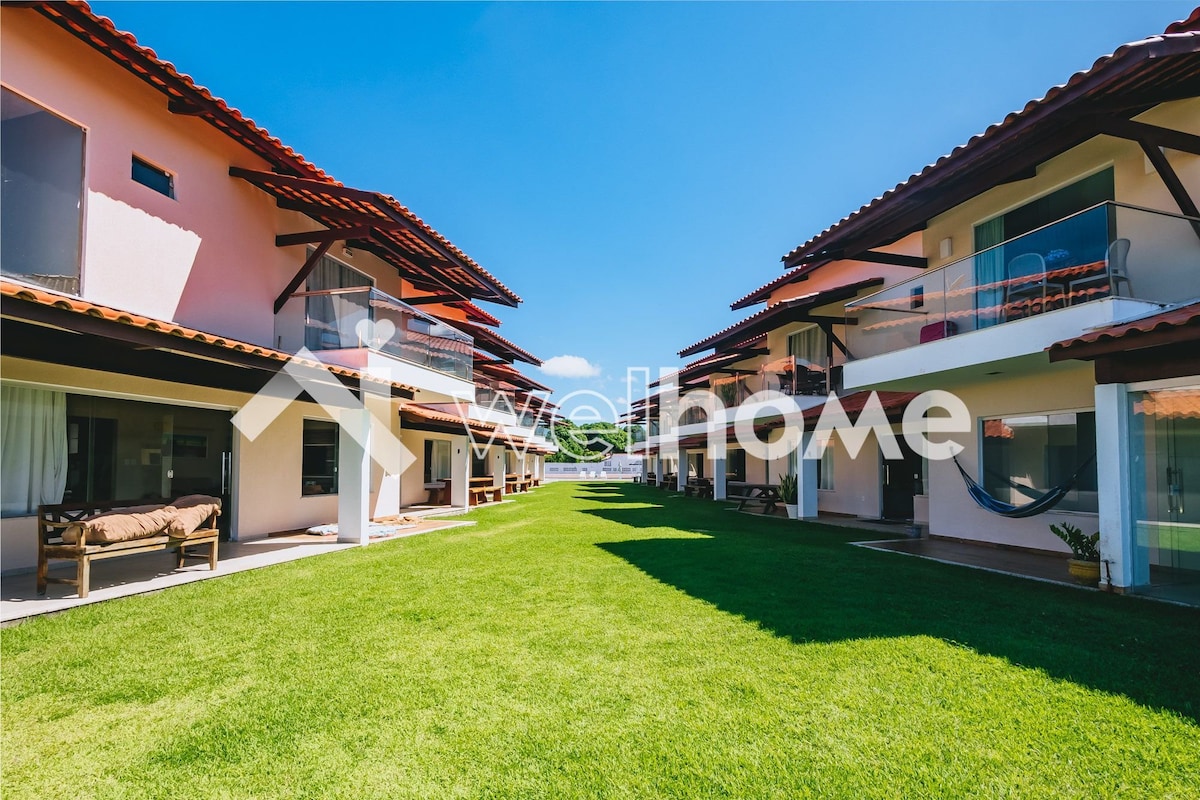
left=844, top=202, right=1200, bottom=361
left=278, top=287, right=473, bottom=380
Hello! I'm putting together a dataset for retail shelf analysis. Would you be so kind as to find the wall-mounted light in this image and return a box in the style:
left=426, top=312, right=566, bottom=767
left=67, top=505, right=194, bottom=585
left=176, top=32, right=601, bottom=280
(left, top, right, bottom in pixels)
left=342, top=246, right=354, bottom=258
left=939, top=237, right=953, bottom=259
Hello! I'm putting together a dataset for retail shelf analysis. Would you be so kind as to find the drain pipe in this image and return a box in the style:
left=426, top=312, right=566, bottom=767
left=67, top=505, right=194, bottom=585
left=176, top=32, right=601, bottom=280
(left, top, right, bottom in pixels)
left=1101, top=559, right=1113, bottom=592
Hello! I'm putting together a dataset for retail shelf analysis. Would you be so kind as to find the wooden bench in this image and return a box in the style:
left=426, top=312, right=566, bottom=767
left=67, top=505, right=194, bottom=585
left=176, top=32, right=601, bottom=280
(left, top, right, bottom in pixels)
left=468, top=477, right=503, bottom=506
left=646, top=473, right=657, bottom=487
left=37, top=499, right=220, bottom=599
left=684, top=478, right=714, bottom=499
left=726, top=482, right=781, bottom=514
left=659, top=473, right=676, bottom=490
left=504, top=473, right=533, bottom=494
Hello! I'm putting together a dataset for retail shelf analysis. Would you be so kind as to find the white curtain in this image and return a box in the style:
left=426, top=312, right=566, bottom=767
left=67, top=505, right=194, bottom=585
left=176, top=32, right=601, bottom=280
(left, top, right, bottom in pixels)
left=1, top=385, right=68, bottom=515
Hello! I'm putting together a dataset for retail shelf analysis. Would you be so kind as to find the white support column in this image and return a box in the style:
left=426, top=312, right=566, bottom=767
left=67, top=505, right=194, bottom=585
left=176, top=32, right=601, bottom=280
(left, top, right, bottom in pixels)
left=450, top=435, right=469, bottom=509
left=494, top=447, right=506, bottom=495
left=640, top=455, right=649, bottom=484
left=713, top=456, right=727, bottom=501
left=1096, top=382, right=1137, bottom=589
left=795, top=433, right=818, bottom=520
left=677, top=455, right=688, bottom=492
left=337, top=408, right=371, bottom=545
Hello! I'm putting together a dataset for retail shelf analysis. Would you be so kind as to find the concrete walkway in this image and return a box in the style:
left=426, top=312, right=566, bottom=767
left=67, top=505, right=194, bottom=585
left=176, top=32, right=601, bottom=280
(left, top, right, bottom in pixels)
left=1, top=518, right=472, bottom=625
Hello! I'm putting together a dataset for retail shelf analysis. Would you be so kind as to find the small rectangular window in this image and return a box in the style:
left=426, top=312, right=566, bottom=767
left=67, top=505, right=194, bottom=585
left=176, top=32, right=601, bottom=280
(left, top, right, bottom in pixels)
left=302, top=419, right=338, bottom=495
left=132, top=155, right=174, bottom=198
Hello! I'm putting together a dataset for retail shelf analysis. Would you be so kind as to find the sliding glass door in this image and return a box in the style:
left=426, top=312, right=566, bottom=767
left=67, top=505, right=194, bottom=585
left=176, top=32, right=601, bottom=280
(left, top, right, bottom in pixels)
left=1130, top=386, right=1200, bottom=600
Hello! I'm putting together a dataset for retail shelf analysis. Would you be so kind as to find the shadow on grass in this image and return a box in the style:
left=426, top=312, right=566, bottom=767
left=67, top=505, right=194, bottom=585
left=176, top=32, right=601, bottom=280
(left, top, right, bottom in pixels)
left=584, top=484, right=1200, bottom=723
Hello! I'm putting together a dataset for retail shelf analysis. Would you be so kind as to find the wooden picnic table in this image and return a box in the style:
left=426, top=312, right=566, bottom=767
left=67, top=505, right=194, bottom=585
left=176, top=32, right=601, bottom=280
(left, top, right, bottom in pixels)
left=684, top=477, right=714, bottom=499
left=726, top=482, right=781, bottom=513
left=425, top=480, right=449, bottom=505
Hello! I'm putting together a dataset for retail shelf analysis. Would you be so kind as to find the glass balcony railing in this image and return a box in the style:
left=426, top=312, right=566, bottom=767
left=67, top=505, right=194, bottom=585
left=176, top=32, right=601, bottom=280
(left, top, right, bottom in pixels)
left=845, top=202, right=1200, bottom=360
left=283, top=287, right=473, bottom=380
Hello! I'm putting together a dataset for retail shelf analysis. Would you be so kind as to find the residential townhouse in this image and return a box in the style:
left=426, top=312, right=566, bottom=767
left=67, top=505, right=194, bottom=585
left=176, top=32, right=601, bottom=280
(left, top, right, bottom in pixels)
left=638, top=13, right=1200, bottom=602
left=0, top=1, right=557, bottom=576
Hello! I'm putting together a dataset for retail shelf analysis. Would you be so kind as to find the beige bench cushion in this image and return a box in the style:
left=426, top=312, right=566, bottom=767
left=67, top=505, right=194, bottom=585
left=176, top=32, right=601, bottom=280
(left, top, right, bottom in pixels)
left=63, top=505, right=174, bottom=545
left=166, top=500, right=221, bottom=538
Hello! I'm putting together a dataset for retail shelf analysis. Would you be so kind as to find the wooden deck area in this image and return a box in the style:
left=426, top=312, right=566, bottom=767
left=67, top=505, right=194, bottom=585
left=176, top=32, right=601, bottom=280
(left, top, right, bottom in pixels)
left=858, top=537, right=1076, bottom=585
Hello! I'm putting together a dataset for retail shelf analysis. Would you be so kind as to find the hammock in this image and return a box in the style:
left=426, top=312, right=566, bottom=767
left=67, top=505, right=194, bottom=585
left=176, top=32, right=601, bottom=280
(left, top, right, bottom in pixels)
left=952, top=454, right=1095, bottom=519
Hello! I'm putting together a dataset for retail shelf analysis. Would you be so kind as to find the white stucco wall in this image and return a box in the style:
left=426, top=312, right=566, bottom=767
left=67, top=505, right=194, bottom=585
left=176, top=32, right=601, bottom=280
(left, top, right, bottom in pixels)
left=925, top=364, right=1099, bottom=553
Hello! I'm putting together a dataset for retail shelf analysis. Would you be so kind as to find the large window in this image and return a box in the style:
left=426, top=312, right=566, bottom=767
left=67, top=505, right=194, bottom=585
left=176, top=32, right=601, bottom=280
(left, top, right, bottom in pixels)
left=981, top=411, right=1097, bottom=513
left=787, top=325, right=827, bottom=368
left=1, top=388, right=232, bottom=517
left=1, top=88, right=85, bottom=294
left=423, top=439, right=452, bottom=484
left=302, top=420, right=338, bottom=495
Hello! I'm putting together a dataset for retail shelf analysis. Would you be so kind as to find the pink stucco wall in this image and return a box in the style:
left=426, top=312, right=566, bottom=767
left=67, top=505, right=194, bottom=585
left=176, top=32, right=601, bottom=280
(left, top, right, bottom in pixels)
left=2, top=8, right=303, bottom=347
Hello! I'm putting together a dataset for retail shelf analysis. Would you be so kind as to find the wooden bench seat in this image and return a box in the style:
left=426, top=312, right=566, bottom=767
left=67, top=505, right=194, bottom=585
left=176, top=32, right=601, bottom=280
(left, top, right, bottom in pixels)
left=468, top=477, right=503, bottom=506
left=37, top=499, right=220, bottom=599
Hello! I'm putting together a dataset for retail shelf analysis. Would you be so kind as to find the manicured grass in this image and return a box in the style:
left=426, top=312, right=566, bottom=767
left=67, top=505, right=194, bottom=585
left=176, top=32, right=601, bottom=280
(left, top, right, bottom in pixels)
left=3, top=483, right=1199, bottom=799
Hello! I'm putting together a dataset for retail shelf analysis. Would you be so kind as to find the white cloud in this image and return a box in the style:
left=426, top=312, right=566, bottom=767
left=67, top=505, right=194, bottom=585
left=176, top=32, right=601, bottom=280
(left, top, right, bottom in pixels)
left=540, top=355, right=601, bottom=379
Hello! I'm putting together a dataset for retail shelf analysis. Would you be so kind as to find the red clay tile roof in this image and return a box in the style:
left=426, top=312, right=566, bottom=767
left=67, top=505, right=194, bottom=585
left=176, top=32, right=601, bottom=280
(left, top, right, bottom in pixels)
left=454, top=301, right=502, bottom=328
left=24, top=2, right=521, bottom=307
left=651, top=335, right=767, bottom=388
left=1049, top=301, right=1200, bottom=357
left=1, top=279, right=415, bottom=392
left=399, top=403, right=497, bottom=433
left=451, top=319, right=542, bottom=366
left=1166, top=8, right=1200, bottom=34
left=728, top=266, right=816, bottom=311
left=679, top=278, right=883, bottom=357
left=780, top=24, right=1200, bottom=270
left=234, top=168, right=520, bottom=306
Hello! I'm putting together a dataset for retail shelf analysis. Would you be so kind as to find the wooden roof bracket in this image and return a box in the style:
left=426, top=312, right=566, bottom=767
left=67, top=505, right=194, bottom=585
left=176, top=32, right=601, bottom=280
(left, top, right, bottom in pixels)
left=817, top=321, right=855, bottom=360
left=1101, top=118, right=1200, bottom=241
left=273, top=240, right=333, bottom=314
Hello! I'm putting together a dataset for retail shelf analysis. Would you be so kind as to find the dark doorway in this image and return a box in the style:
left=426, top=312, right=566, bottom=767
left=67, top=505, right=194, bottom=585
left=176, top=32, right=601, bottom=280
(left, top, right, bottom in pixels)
left=881, top=438, right=923, bottom=521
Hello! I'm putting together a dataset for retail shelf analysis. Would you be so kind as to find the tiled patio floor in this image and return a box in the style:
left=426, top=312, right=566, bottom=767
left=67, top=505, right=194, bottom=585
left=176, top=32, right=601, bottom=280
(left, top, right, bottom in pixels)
left=856, top=536, right=1081, bottom=586
left=1, top=517, right=472, bottom=625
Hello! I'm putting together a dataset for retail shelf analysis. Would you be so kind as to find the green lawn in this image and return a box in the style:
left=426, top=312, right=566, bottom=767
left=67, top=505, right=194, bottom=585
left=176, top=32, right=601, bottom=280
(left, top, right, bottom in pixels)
left=3, top=483, right=1198, bottom=799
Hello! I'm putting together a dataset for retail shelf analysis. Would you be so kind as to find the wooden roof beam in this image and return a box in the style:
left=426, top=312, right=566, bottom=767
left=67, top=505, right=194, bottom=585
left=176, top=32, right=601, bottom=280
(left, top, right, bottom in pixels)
left=275, top=225, right=378, bottom=248
left=850, top=250, right=928, bottom=269
left=1101, top=118, right=1200, bottom=156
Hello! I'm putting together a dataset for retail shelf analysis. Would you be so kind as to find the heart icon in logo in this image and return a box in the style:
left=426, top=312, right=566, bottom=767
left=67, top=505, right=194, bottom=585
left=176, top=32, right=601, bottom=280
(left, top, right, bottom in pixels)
left=354, top=317, right=397, bottom=346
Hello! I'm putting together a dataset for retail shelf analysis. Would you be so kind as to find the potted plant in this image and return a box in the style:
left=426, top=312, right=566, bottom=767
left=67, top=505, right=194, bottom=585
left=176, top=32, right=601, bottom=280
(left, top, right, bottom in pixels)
left=1049, top=522, right=1101, bottom=584
left=778, top=473, right=799, bottom=520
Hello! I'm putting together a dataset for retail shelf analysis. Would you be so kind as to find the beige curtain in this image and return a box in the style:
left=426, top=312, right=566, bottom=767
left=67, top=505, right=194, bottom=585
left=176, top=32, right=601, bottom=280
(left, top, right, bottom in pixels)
left=1, top=385, right=68, bottom=515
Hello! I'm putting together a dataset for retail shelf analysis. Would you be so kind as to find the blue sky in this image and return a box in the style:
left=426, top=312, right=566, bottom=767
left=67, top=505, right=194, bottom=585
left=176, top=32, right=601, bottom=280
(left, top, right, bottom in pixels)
left=92, top=1, right=1191, bottom=418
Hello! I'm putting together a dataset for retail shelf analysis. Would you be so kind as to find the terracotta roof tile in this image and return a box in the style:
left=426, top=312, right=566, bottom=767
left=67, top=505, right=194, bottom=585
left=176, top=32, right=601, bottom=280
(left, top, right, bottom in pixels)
left=1050, top=301, right=1200, bottom=354
left=1, top=280, right=415, bottom=392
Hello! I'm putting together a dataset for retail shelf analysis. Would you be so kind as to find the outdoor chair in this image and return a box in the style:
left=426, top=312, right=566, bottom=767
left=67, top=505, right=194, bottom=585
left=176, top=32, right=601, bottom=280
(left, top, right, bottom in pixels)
left=1004, top=252, right=1053, bottom=319
left=1068, top=238, right=1131, bottom=303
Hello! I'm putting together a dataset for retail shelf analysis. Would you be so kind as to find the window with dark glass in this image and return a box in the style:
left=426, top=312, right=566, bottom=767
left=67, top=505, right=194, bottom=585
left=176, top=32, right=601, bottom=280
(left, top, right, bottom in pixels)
left=302, top=419, right=338, bottom=495
left=727, top=448, right=747, bottom=482
left=1, top=87, right=85, bottom=294
left=131, top=155, right=174, bottom=198
left=981, top=411, right=1097, bottom=513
